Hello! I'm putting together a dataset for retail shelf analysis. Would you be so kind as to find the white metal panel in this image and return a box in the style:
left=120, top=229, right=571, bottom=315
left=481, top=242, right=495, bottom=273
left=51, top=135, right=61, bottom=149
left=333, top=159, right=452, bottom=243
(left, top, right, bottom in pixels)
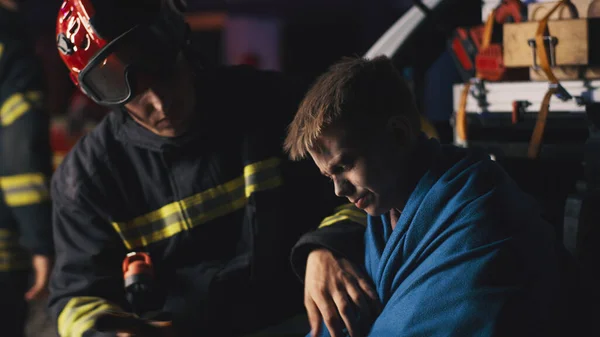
left=452, top=80, right=600, bottom=114
left=482, top=0, right=501, bottom=23
left=364, top=0, right=445, bottom=59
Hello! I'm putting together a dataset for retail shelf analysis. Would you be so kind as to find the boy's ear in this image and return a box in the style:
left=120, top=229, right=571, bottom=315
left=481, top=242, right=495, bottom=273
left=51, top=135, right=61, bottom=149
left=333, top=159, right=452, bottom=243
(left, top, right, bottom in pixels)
left=386, top=115, right=414, bottom=146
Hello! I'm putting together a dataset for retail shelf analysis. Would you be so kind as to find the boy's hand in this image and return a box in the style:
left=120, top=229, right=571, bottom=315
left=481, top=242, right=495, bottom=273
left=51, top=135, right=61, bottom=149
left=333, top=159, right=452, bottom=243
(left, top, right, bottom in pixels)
left=304, top=249, right=381, bottom=337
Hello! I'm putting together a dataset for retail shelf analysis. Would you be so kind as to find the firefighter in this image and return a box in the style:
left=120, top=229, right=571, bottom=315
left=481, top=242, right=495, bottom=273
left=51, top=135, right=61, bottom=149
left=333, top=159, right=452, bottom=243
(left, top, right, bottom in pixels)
left=49, top=1, right=375, bottom=336
left=0, top=0, right=55, bottom=336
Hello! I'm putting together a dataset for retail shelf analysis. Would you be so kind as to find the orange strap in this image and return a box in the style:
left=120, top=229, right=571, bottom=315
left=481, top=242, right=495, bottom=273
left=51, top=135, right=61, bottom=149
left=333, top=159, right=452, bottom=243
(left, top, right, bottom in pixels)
left=535, top=0, right=567, bottom=84
left=456, top=10, right=496, bottom=145
left=528, top=0, right=569, bottom=158
left=456, top=82, right=471, bottom=144
left=528, top=88, right=557, bottom=158
left=481, top=10, right=495, bottom=51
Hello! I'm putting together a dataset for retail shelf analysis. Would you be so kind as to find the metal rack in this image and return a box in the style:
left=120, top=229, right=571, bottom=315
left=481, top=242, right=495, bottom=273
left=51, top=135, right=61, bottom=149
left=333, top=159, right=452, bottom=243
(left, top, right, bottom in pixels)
left=451, top=80, right=594, bottom=159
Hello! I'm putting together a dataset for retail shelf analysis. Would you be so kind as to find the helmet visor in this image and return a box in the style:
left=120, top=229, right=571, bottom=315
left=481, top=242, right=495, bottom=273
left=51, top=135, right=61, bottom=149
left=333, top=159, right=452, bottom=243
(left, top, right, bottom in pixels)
left=81, top=52, right=133, bottom=105
left=78, top=26, right=176, bottom=106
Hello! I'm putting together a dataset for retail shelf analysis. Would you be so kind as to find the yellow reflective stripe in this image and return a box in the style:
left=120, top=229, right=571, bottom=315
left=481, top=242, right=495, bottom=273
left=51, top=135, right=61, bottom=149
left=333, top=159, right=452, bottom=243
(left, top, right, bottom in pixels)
left=245, top=176, right=283, bottom=197
left=119, top=195, right=250, bottom=249
left=53, top=153, right=66, bottom=170
left=0, top=173, right=46, bottom=189
left=0, top=240, right=17, bottom=249
left=0, top=230, right=30, bottom=271
left=1, top=93, right=29, bottom=126
left=244, top=157, right=280, bottom=175
left=244, top=157, right=282, bottom=197
left=182, top=177, right=244, bottom=210
left=114, top=176, right=245, bottom=233
left=0, top=228, right=11, bottom=238
left=0, top=263, right=29, bottom=271
left=111, top=176, right=246, bottom=249
left=3, top=190, right=50, bottom=207
left=114, top=219, right=187, bottom=250
left=420, top=115, right=439, bottom=140
left=112, top=157, right=283, bottom=249
left=58, top=297, right=125, bottom=337
left=0, top=43, right=4, bottom=59
left=0, top=91, right=43, bottom=126
left=0, top=173, right=50, bottom=207
left=113, top=196, right=188, bottom=232
left=186, top=194, right=247, bottom=226
left=319, top=212, right=366, bottom=228
left=0, top=251, right=30, bottom=271
left=319, top=204, right=367, bottom=228
left=25, top=91, right=43, bottom=106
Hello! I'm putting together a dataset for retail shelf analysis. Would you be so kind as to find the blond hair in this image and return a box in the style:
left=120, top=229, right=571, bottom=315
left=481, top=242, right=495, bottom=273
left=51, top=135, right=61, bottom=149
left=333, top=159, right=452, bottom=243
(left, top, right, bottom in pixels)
left=283, top=55, right=420, bottom=160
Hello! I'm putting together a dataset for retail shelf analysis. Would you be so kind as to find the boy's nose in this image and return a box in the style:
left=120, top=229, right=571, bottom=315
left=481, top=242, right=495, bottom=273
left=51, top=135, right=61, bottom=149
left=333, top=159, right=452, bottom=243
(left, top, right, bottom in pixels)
left=334, top=178, right=352, bottom=198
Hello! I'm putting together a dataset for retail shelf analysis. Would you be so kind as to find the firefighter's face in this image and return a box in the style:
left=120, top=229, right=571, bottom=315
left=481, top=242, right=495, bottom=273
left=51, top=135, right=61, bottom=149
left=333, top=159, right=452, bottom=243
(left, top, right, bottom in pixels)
left=308, top=118, right=416, bottom=216
left=124, top=53, right=195, bottom=138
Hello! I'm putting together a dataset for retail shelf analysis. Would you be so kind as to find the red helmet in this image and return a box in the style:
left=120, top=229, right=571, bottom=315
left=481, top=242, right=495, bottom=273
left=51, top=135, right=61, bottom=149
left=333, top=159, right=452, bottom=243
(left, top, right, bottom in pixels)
left=56, top=0, right=188, bottom=106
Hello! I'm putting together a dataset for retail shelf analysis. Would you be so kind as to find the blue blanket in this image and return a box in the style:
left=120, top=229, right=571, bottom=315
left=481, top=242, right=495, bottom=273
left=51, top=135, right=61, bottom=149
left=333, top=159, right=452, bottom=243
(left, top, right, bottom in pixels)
left=316, top=144, right=563, bottom=337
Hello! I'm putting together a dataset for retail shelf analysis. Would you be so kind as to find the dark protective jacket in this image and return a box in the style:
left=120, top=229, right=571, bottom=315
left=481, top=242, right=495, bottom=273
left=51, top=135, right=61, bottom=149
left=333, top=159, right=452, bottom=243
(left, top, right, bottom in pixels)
left=0, top=6, right=54, bottom=273
left=49, top=65, right=367, bottom=337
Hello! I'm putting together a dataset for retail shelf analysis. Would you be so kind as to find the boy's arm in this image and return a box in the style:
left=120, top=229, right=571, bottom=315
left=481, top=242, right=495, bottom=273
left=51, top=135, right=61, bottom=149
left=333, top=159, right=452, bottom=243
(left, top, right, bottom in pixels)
left=293, top=206, right=381, bottom=337
left=284, top=155, right=379, bottom=337
left=290, top=205, right=366, bottom=281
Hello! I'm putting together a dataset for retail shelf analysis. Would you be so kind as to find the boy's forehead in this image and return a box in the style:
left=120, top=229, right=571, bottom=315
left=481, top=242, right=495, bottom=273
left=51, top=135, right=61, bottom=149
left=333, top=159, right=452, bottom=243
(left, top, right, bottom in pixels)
left=312, top=138, right=330, bottom=157
left=314, top=126, right=361, bottom=157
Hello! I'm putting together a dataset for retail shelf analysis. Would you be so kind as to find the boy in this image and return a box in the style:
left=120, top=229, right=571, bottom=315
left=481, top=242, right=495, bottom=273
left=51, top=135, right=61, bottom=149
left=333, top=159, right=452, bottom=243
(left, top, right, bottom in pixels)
left=285, top=55, right=589, bottom=337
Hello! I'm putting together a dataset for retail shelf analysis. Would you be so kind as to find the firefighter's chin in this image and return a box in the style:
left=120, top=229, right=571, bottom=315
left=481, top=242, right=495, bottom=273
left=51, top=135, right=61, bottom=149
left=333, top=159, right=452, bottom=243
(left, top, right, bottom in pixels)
left=154, top=118, right=188, bottom=138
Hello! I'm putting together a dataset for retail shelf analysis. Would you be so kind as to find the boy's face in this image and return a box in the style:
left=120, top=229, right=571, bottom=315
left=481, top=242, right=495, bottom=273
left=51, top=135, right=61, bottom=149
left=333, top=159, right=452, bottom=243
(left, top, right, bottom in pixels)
left=309, top=120, right=414, bottom=216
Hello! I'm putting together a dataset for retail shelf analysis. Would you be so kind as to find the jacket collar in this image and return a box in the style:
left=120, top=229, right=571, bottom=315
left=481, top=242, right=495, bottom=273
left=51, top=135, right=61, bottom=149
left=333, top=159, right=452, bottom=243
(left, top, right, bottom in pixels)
left=108, top=64, right=256, bottom=152
left=110, top=110, right=202, bottom=152
left=110, top=71, right=212, bottom=152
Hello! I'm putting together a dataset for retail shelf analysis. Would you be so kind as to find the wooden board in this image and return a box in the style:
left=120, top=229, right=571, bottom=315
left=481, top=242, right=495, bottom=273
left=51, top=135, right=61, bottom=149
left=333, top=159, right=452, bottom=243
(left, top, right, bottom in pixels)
left=503, top=19, right=600, bottom=67
left=529, top=65, right=600, bottom=80
left=528, top=0, right=600, bottom=21
left=511, top=2, right=600, bottom=80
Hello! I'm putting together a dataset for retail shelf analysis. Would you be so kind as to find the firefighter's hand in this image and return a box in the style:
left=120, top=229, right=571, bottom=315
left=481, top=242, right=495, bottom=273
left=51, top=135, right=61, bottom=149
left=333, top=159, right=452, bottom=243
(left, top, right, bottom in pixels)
left=95, top=313, right=175, bottom=337
left=116, top=320, right=175, bottom=337
left=24, top=254, right=53, bottom=301
left=304, top=249, right=381, bottom=337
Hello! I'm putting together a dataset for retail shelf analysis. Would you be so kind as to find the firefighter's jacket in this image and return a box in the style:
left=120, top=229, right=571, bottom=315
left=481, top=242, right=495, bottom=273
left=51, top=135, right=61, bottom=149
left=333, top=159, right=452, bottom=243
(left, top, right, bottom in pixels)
left=49, top=66, right=367, bottom=337
left=0, top=7, right=54, bottom=272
